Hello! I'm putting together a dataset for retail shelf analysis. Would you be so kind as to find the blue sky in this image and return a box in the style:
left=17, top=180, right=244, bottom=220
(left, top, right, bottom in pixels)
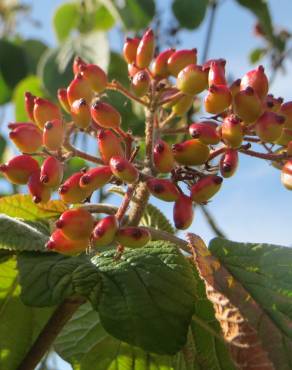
left=6, top=0, right=292, bottom=249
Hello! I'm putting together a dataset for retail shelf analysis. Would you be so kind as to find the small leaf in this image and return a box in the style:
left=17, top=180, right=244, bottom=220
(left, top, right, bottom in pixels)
left=0, top=135, right=7, bottom=162
left=0, top=70, right=12, bottom=104
left=140, top=203, right=175, bottom=234
left=249, top=47, right=267, bottom=64
left=0, top=194, right=67, bottom=220
left=13, top=75, right=44, bottom=121
left=172, top=0, right=208, bottom=29
left=53, top=2, right=79, bottom=42
left=93, top=5, right=116, bottom=30
left=93, top=241, right=197, bottom=355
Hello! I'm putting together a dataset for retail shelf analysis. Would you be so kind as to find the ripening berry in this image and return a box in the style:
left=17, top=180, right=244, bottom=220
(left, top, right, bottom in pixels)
left=221, top=115, right=243, bottom=148
left=189, top=121, right=220, bottom=145
left=24, top=92, right=35, bottom=122
left=91, top=101, right=121, bottom=129
left=264, top=94, right=283, bottom=112
left=233, top=87, right=263, bottom=124
left=115, top=227, right=151, bottom=248
left=70, top=98, right=91, bottom=129
left=204, top=84, right=232, bottom=114
left=131, top=70, right=150, bottom=97
left=40, top=156, right=63, bottom=188
left=229, top=78, right=241, bottom=97
left=152, top=48, right=175, bottom=78
left=56, top=208, right=94, bottom=240
left=240, top=65, right=269, bottom=99
left=176, top=64, right=208, bottom=96
left=173, top=194, right=193, bottom=230
left=59, top=172, right=91, bottom=204
left=172, top=94, right=193, bottom=116
left=167, top=49, right=197, bottom=77
left=128, top=63, right=141, bottom=78
left=79, top=166, right=112, bottom=192
left=92, top=215, right=118, bottom=247
left=153, top=139, right=174, bottom=173
left=73, top=56, right=87, bottom=75
left=276, top=128, right=292, bottom=146
left=28, top=170, right=51, bottom=204
left=207, top=59, right=227, bottom=86
left=280, top=101, right=292, bottom=128
left=146, top=178, right=180, bottom=202
left=43, top=119, right=64, bottom=151
left=67, top=73, right=93, bottom=106
left=219, top=149, right=238, bottom=178
left=8, top=122, right=36, bottom=130
left=136, top=28, right=155, bottom=69
left=161, top=88, right=181, bottom=109
left=190, top=175, right=223, bottom=204
left=255, top=111, right=285, bottom=143
left=33, top=97, right=62, bottom=129
left=97, top=129, right=124, bottom=164
left=281, top=160, right=292, bottom=190
left=109, top=156, right=138, bottom=184
left=9, top=125, right=42, bottom=153
left=80, top=64, right=107, bottom=93
left=57, top=88, right=71, bottom=113
left=123, top=37, right=140, bottom=64
left=0, top=155, right=39, bottom=184
left=172, top=139, right=210, bottom=166
left=46, top=229, right=89, bottom=255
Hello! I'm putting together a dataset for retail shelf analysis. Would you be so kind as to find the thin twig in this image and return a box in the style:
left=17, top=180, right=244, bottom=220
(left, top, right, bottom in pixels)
left=201, top=0, right=218, bottom=63
left=200, top=205, right=226, bottom=238
left=63, top=141, right=103, bottom=165
left=107, top=81, right=148, bottom=107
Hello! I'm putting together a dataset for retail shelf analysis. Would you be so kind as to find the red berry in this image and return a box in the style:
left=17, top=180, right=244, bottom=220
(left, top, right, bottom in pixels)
left=264, top=94, right=283, bottom=112
left=219, top=149, right=238, bottom=178
left=56, top=208, right=94, bottom=240
left=43, top=119, right=64, bottom=151
left=92, top=215, right=118, bottom=247
left=46, top=229, right=89, bottom=255
left=0, top=155, right=39, bottom=184
left=97, top=129, right=124, bottom=164
left=177, top=64, right=208, bottom=96
left=229, top=78, right=241, bottom=97
left=233, top=87, right=263, bottom=124
left=240, top=65, right=269, bottom=100
left=173, top=194, right=193, bottom=230
left=167, top=49, right=197, bottom=77
left=153, top=139, right=175, bottom=173
left=172, top=139, right=210, bottom=166
left=146, top=178, right=180, bottom=202
left=24, top=92, right=35, bottom=122
left=131, top=70, right=150, bottom=97
left=40, top=156, right=63, bottom=188
left=189, top=121, right=220, bottom=145
left=9, top=125, right=42, bottom=153
left=123, top=37, right=140, bottom=64
left=115, top=227, right=151, bottom=248
left=172, top=94, right=193, bottom=116
left=59, top=172, right=91, bottom=204
left=280, top=101, right=292, bottom=128
left=206, top=59, right=226, bottom=86
left=221, top=115, right=243, bottom=148
left=109, top=156, right=139, bottom=184
left=152, top=48, right=175, bottom=78
left=91, top=101, right=121, bottom=129
left=128, top=63, right=141, bottom=78
left=136, top=28, right=155, bottom=69
left=204, top=84, right=232, bottom=114
left=73, top=56, right=87, bottom=75
left=33, top=97, right=62, bottom=130
left=28, top=170, right=51, bottom=204
left=70, top=98, right=91, bottom=129
left=80, top=63, right=107, bottom=93
left=190, top=175, right=223, bottom=203
left=57, top=88, right=71, bottom=113
left=67, top=73, right=93, bottom=106
left=255, top=111, right=285, bottom=143
left=276, top=128, right=292, bottom=146
left=281, top=160, right=292, bottom=190
left=79, top=166, right=112, bottom=193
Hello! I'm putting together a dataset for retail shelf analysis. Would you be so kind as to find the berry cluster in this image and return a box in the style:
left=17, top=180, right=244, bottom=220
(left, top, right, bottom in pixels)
left=1, top=28, right=292, bottom=255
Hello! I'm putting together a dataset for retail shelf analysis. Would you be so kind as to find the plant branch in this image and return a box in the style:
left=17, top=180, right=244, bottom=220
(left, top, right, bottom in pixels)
left=199, top=205, right=226, bottom=238
left=239, top=148, right=288, bottom=161
left=158, top=91, right=183, bottom=106
left=107, top=80, right=148, bottom=107
left=17, top=297, right=85, bottom=370
left=144, top=227, right=190, bottom=253
left=80, top=203, right=118, bottom=214
left=115, top=184, right=137, bottom=223
left=63, top=141, right=103, bottom=165
left=201, top=0, right=218, bottom=63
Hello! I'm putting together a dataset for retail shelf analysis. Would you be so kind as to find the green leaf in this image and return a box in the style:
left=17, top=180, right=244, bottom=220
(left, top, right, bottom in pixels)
left=0, top=70, right=12, bottom=104
left=0, top=40, right=28, bottom=89
left=235, top=0, right=274, bottom=43
left=108, top=0, right=155, bottom=30
left=0, top=194, right=67, bottom=220
left=17, top=252, right=100, bottom=307
left=93, top=5, right=116, bottom=30
left=0, top=259, right=53, bottom=369
left=209, top=237, right=292, bottom=369
left=63, top=157, right=88, bottom=180
left=0, top=214, right=49, bottom=251
left=93, top=241, right=197, bottom=355
left=21, top=39, right=47, bottom=74
left=0, top=135, right=7, bottom=162
left=140, top=203, right=175, bottom=234
left=53, top=2, right=79, bottom=42
left=172, top=0, right=208, bottom=29
left=13, top=75, right=44, bottom=121
left=249, top=47, right=267, bottom=64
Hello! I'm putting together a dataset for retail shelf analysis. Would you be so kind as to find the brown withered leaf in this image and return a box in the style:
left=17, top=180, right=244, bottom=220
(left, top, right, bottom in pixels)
left=187, top=233, right=291, bottom=370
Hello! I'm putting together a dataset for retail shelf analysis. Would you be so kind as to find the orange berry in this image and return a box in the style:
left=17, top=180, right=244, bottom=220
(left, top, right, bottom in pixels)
left=221, top=115, right=243, bottom=148
left=173, top=194, right=193, bottom=230
left=91, top=101, right=121, bottom=129
left=40, top=156, right=63, bottom=188
left=190, top=175, right=223, bottom=203
left=255, top=111, right=285, bottom=143
left=204, top=84, right=232, bottom=114
left=109, top=156, right=138, bottom=184
left=46, top=229, right=89, bottom=255
left=70, top=98, right=91, bottom=129
left=115, top=227, right=151, bottom=248
left=33, top=97, right=61, bottom=130
left=28, top=170, right=51, bottom=204
left=24, top=92, right=35, bottom=122
left=79, top=166, right=112, bottom=193
left=56, top=208, right=94, bottom=240
left=167, top=49, right=197, bottom=77
left=123, top=37, right=140, bottom=64
left=219, top=149, right=238, bottom=178
left=57, top=88, right=71, bottom=113
left=177, top=64, right=208, bottom=96
left=43, top=119, right=64, bottom=151
left=136, top=28, right=155, bottom=69
left=152, top=48, right=175, bottom=78
left=153, top=139, right=175, bottom=173
left=131, top=70, right=150, bottom=97
left=233, top=87, right=263, bottom=124
left=97, top=129, right=124, bottom=164
left=240, top=65, right=269, bottom=100
left=67, top=73, right=93, bottom=106
left=172, top=139, right=210, bottom=166
left=281, top=160, right=292, bottom=190
left=9, top=125, right=42, bottom=153
left=146, top=178, right=180, bottom=202
left=80, top=63, right=107, bottom=93
left=59, top=172, right=91, bottom=204
left=0, top=155, right=39, bottom=185
left=91, top=215, right=118, bottom=247
left=189, top=121, right=220, bottom=145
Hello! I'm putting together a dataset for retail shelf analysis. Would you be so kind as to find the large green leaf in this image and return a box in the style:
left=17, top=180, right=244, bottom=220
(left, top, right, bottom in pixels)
left=140, top=203, right=175, bottom=234
left=13, top=75, right=44, bottom=121
left=0, top=214, right=49, bottom=251
left=0, top=259, right=53, bottom=370
left=207, top=237, right=292, bottom=369
left=0, top=194, right=66, bottom=220
left=172, top=0, right=208, bottom=29
left=93, top=241, right=197, bottom=355
left=53, top=2, right=79, bottom=42
left=21, top=39, right=47, bottom=74
left=17, top=252, right=100, bottom=307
